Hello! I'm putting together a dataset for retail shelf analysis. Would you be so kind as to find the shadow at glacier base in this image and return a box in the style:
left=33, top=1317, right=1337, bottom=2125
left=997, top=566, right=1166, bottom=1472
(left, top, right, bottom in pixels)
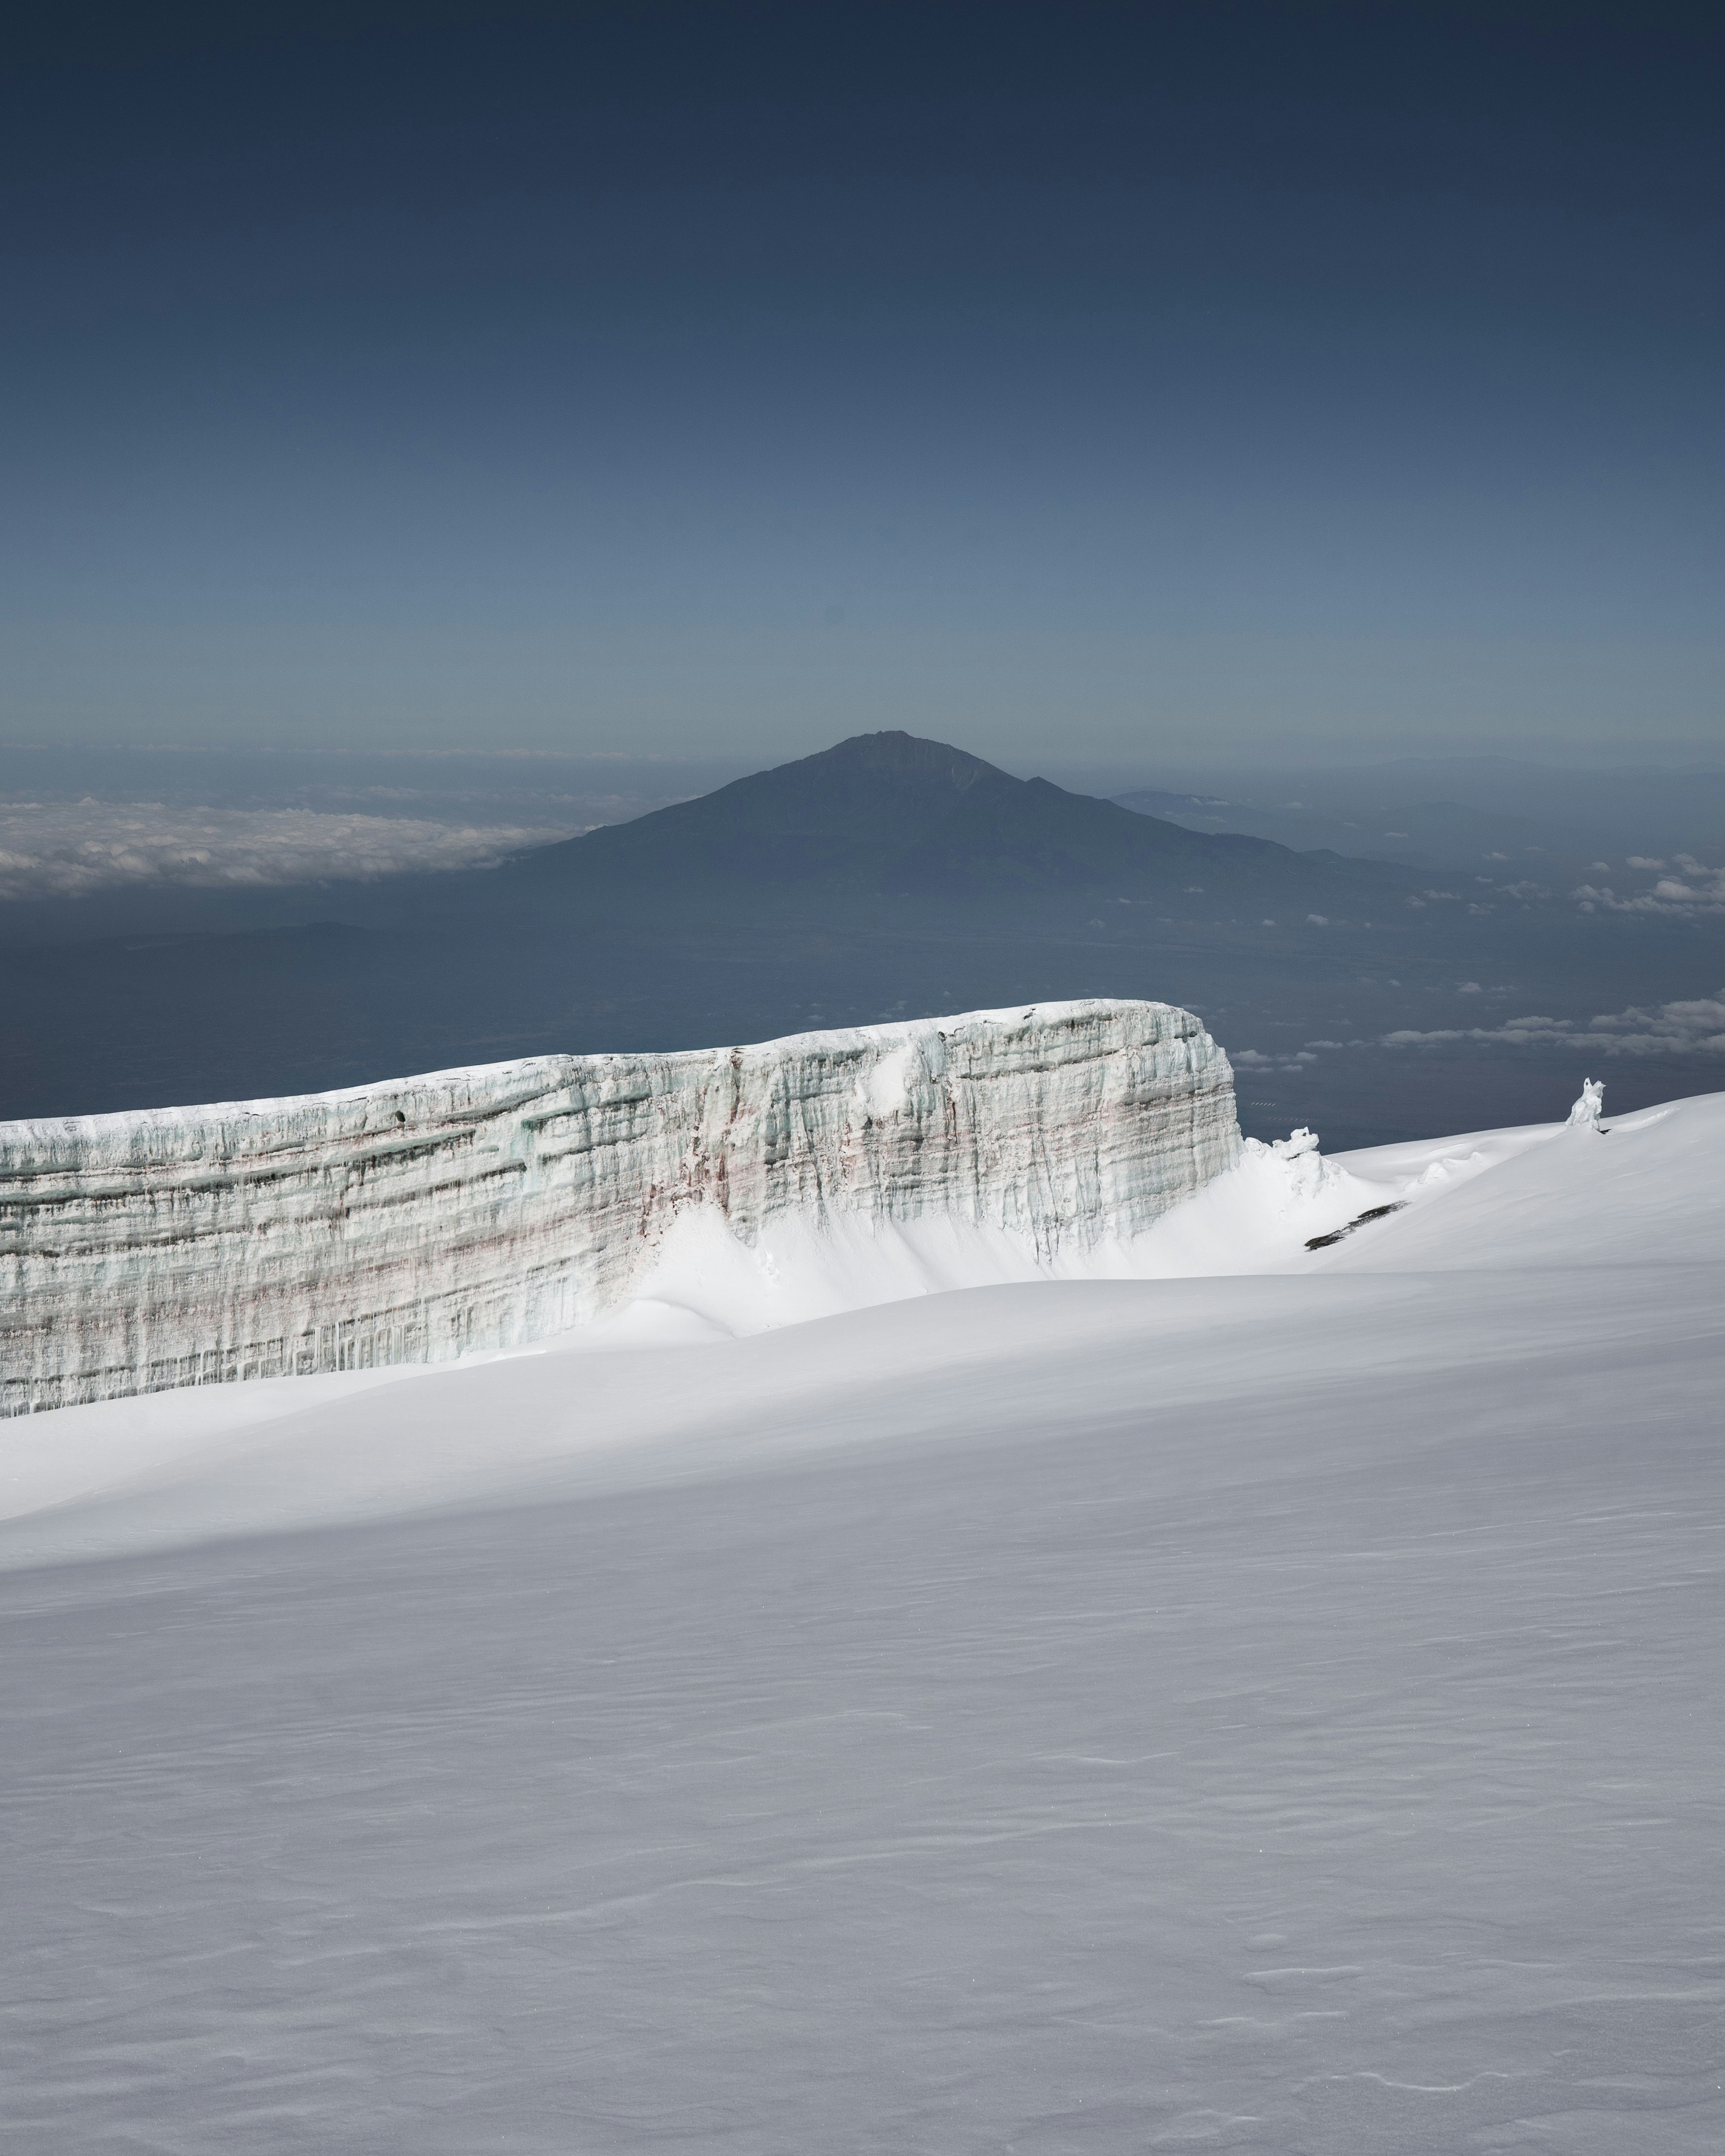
left=0, top=875, right=1720, bottom=1150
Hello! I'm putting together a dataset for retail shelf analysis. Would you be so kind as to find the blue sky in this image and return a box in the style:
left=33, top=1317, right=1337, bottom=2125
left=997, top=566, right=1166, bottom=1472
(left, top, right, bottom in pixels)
left=2, top=3, right=1720, bottom=765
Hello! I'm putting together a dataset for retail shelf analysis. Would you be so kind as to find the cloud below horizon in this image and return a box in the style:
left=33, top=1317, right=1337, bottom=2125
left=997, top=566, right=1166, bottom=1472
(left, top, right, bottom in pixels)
left=1383, top=992, right=1725, bottom=1059
left=0, top=804, right=581, bottom=902
left=1572, top=858, right=1725, bottom=919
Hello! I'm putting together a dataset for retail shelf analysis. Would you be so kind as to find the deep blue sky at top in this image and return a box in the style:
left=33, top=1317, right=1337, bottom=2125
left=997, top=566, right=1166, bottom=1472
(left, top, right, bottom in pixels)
left=2, top=2, right=1720, bottom=766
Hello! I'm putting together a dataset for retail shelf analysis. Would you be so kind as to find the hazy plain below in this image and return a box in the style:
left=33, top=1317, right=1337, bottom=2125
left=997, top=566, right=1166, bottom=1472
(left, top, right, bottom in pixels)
left=1, top=741, right=1721, bottom=1146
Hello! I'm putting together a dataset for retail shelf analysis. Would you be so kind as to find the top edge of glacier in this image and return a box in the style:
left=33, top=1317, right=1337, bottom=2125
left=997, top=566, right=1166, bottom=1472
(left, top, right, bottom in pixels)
left=0, top=998, right=1215, bottom=1144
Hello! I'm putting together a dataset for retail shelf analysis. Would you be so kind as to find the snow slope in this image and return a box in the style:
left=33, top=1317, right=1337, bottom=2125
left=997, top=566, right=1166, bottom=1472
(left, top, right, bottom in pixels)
left=1, top=1091, right=1722, bottom=2151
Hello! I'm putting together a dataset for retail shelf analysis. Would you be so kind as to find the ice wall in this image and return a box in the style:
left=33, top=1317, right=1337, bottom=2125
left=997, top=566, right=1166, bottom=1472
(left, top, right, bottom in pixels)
left=0, top=999, right=1239, bottom=1415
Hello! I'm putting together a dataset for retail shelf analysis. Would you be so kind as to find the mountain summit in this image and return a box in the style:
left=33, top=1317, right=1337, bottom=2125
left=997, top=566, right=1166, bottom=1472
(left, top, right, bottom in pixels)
left=504, top=730, right=1414, bottom=904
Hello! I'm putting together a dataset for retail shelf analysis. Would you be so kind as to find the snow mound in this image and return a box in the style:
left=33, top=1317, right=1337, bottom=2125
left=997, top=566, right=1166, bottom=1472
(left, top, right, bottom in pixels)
left=1567, top=1076, right=1606, bottom=1129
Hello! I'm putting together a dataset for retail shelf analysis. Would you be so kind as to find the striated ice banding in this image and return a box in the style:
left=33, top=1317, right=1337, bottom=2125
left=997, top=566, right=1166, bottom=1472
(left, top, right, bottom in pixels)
left=0, top=999, right=1239, bottom=1415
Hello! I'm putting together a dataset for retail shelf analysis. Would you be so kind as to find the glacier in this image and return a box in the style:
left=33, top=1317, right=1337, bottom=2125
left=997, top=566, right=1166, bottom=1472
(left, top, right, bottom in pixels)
left=1, top=1080, right=1722, bottom=2151
left=0, top=998, right=1239, bottom=1415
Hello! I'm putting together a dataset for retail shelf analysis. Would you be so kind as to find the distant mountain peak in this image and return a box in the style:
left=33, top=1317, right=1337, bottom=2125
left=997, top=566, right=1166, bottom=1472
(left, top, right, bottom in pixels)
left=801, top=731, right=1005, bottom=789
left=502, top=726, right=1421, bottom=906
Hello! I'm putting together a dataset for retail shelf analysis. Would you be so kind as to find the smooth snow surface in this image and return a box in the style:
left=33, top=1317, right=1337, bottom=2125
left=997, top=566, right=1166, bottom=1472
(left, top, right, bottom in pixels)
left=3, top=1093, right=1723, bottom=2151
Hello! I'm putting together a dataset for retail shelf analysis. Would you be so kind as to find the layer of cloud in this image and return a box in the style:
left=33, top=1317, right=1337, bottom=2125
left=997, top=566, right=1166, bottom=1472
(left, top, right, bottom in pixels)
left=0, top=803, right=580, bottom=902
left=1573, top=856, right=1725, bottom=919
left=1232, top=1047, right=1317, bottom=1070
left=1383, top=991, right=1725, bottom=1058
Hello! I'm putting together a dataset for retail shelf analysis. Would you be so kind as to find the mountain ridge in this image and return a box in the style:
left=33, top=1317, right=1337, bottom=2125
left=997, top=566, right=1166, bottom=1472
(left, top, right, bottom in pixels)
left=500, top=730, right=1421, bottom=903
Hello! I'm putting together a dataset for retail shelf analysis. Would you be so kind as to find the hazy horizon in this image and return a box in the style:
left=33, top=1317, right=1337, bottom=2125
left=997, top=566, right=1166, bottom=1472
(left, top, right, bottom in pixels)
left=4, top=731, right=1725, bottom=777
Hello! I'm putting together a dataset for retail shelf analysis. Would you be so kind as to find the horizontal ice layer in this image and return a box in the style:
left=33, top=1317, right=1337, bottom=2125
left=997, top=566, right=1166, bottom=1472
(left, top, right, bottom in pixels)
left=0, top=998, right=1239, bottom=1414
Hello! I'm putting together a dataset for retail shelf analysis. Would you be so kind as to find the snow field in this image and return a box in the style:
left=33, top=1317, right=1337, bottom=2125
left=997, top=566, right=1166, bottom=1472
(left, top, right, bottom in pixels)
left=1, top=1090, right=1722, bottom=2150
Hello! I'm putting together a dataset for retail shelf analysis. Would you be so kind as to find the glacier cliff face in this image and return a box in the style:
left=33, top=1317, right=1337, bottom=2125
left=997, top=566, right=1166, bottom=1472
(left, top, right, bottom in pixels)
left=0, top=999, right=1239, bottom=1414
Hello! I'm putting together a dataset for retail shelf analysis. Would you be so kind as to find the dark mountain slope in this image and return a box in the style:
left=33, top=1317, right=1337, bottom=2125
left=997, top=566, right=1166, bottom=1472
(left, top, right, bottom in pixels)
left=499, top=732, right=1420, bottom=905
left=506, top=731, right=1009, bottom=891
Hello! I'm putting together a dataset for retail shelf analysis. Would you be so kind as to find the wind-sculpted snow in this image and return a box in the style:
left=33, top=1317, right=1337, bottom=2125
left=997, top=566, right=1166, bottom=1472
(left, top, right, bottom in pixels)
left=0, top=999, right=1239, bottom=1415
left=2, top=1092, right=1722, bottom=2153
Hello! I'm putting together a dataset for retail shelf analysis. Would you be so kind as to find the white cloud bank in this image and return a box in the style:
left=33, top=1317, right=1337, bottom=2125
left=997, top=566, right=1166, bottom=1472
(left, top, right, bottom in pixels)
left=1573, top=856, right=1725, bottom=919
left=1384, top=991, right=1725, bottom=1058
left=0, top=803, right=580, bottom=902
left=1232, top=1047, right=1318, bottom=1072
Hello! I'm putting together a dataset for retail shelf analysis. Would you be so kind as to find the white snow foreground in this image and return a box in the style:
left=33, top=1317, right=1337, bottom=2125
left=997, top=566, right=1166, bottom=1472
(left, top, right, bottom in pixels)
left=2, top=1086, right=1723, bottom=2152
left=0, top=998, right=1238, bottom=1414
